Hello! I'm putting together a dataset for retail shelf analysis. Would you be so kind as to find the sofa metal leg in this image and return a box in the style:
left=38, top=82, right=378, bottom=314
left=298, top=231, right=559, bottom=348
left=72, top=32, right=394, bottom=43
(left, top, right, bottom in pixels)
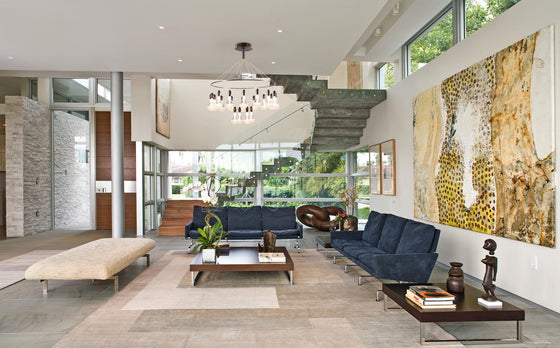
left=294, top=239, right=301, bottom=253
left=186, top=238, right=194, bottom=253
left=358, top=275, right=374, bottom=285
left=344, top=264, right=357, bottom=273
left=333, top=256, right=337, bottom=264
left=376, top=289, right=384, bottom=302
left=41, top=280, right=48, bottom=295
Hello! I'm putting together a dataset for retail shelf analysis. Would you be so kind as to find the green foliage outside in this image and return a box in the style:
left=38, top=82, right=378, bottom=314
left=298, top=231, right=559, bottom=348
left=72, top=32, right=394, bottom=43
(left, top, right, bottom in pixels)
left=409, top=0, right=520, bottom=73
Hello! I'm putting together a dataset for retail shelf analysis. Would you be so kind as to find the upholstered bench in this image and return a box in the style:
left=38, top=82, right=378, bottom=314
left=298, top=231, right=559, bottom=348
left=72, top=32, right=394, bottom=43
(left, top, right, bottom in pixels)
left=25, top=238, right=156, bottom=294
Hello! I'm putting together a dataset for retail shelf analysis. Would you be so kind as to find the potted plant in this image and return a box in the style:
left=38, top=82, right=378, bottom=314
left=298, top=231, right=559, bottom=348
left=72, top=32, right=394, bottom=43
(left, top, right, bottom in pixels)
left=182, top=176, right=228, bottom=262
left=337, top=185, right=361, bottom=216
left=191, top=211, right=229, bottom=263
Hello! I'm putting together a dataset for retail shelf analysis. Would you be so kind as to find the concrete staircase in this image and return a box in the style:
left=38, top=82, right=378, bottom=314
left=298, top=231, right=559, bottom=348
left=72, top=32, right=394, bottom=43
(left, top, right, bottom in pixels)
left=158, top=200, right=206, bottom=237
left=270, top=75, right=386, bottom=152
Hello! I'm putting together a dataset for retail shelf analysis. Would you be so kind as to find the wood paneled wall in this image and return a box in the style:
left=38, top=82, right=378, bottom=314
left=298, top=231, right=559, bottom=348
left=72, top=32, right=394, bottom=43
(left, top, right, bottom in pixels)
left=95, top=112, right=136, bottom=230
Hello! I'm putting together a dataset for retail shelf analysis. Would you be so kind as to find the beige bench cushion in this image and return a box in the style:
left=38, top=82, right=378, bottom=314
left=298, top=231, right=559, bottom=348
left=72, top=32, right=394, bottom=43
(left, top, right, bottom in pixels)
left=25, top=238, right=156, bottom=280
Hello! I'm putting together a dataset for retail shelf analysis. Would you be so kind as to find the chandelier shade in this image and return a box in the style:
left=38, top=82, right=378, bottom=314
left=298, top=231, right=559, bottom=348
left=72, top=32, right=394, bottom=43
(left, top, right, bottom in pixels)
left=208, top=42, right=279, bottom=124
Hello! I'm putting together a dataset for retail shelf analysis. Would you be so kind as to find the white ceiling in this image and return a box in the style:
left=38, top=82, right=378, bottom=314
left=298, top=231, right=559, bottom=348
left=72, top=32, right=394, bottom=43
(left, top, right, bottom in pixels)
left=3, top=0, right=448, bottom=150
left=0, top=0, right=389, bottom=77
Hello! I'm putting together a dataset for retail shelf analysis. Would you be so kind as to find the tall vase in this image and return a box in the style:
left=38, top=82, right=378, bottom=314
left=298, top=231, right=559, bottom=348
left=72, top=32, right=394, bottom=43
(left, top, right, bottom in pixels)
left=446, top=262, right=464, bottom=293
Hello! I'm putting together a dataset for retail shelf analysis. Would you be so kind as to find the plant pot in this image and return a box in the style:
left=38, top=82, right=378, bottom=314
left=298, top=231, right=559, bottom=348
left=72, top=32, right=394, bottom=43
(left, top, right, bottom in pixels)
left=202, top=248, right=216, bottom=263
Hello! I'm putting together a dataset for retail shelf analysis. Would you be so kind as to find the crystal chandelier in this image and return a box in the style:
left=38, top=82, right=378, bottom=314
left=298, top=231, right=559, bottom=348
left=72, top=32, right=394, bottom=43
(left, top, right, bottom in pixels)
left=208, top=42, right=279, bottom=124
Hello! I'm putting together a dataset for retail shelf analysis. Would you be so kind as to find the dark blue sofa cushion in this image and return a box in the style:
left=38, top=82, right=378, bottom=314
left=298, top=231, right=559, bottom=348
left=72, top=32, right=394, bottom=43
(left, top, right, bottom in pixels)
left=344, top=245, right=386, bottom=258
left=192, top=206, right=228, bottom=229
left=361, top=212, right=387, bottom=247
left=377, top=214, right=409, bottom=253
left=268, top=229, right=300, bottom=238
left=331, top=239, right=371, bottom=252
left=228, top=206, right=262, bottom=231
left=226, top=230, right=264, bottom=240
left=262, top=206, right=296, bottom=230
left=395, top=220, right=436, bottom=254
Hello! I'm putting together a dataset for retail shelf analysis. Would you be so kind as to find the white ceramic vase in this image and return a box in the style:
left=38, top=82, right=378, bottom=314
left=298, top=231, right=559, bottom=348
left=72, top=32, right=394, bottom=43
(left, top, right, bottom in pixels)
left=202, top=248, right=216, bottom=263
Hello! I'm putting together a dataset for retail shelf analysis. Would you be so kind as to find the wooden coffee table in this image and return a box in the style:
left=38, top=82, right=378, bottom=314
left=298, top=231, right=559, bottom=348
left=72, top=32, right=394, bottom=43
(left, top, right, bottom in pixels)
left=189, top=247, right=294, bottom=286
left=382, top=283, right=525, bottom=345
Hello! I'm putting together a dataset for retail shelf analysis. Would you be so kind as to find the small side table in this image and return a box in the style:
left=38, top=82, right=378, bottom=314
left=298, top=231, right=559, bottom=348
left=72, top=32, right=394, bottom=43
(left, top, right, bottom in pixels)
left=315, top=235, right=340, bottom=258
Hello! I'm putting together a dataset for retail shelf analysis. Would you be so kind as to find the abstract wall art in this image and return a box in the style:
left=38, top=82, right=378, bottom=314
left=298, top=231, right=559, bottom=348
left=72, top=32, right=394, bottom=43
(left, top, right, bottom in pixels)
left=156, top=79, right=170, bottom=138
left=413, top=26, right=555, bottom=247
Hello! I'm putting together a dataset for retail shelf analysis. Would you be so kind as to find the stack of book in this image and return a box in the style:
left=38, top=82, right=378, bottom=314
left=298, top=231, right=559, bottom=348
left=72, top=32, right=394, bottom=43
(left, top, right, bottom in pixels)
left=406, top=285, right=456, bottom=309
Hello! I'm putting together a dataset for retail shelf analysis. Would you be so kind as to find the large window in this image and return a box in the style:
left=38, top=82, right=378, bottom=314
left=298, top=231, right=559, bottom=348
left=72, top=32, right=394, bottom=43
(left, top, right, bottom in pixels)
left=407, top=7, right=453, bottom=75
left=465, top=0, right=521, bottom=36
left=404, top=0, right=521, bottom=77
left=51, top=77, right=131, bottom=107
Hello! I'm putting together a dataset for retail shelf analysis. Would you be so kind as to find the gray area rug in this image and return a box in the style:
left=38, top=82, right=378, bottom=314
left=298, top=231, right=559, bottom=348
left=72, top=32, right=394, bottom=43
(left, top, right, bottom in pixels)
left=0, top=250, right=62, bottom=289
left=54, top=249, right=463, bottom=347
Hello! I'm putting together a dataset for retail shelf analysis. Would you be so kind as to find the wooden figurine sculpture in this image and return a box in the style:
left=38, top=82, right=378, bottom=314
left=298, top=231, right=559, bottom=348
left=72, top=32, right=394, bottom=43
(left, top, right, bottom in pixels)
left=262, top=230, right=277, bottom=252
left=481, top=238, right=498, bottom=301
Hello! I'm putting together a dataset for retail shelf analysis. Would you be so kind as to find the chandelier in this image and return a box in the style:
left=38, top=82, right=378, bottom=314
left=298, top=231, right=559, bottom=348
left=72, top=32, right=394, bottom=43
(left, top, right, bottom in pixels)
left=208, top=42, right=279, bottom=124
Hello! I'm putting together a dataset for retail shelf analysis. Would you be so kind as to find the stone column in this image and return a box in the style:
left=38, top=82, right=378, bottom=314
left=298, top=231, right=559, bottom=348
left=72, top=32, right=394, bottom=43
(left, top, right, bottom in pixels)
left=5, top=96, right=51, bottom=237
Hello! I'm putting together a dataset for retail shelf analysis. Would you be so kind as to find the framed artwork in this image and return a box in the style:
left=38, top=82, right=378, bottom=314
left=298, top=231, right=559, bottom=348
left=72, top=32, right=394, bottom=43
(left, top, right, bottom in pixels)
left=413, top=26, right=555, bottom=247
left=155, top=79, right=170, bottom=138
left=369, top=144, right=380, bottom=194
left=381, top=139, right=396, bottom=195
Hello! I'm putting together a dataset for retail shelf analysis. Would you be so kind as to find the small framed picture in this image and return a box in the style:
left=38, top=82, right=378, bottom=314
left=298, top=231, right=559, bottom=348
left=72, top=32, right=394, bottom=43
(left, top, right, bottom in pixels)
left=369, top=144, right=381, bottom=194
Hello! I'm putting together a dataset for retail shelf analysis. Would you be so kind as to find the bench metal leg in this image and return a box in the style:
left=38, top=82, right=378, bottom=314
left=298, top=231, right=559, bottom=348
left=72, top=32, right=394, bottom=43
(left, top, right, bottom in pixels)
left=110, top=275, right=118, bottom=292
left=42, top=280, right=48, bottom=294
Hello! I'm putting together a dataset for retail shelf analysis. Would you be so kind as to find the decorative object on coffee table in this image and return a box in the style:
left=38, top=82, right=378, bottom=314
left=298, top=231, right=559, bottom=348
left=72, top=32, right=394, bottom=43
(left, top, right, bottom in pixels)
left=478, top=238, right=502, bottom=308
left=260, top=230, right=277, bottom=252
left=446, top=261, right=465, bottom=293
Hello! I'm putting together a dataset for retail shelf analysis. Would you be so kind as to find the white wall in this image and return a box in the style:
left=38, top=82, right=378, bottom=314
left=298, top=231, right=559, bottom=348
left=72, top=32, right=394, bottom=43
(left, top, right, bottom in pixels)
left=362, top=0, right=560, bottom=313
left=131, top=77, right=312, bottom=150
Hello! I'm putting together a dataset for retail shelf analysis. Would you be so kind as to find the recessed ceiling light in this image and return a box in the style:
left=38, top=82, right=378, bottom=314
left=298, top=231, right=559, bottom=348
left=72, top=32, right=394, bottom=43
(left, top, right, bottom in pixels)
left=271, top=61, right=276, bottom=64
left=159, top=26, right=165, bottom=30
left=177, top=59, right=183, bottom=62
left=7, top=56, right=13, bottom=59
left=277, top=29, right=283, bottom=33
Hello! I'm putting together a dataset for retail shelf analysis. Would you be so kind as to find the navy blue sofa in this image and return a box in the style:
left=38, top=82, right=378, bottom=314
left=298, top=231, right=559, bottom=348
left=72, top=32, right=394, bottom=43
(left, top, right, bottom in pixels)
left=330, top=211, right=440, bottom=283
left=185, top=205, right=303, bottom=242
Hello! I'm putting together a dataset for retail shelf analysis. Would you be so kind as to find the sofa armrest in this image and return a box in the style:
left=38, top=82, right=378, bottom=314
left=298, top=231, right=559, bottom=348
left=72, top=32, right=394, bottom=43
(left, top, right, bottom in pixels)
left=296, top=222, right=304, bottom=238
left=185, top=221, right=194, bottom=239
left=330, top=230, right=363, bottom=241
left=367, top=252, right=439, bottom=283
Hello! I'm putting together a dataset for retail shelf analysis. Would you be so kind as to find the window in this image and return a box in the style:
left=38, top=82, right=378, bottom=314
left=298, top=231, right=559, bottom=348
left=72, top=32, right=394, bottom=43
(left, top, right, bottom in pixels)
left=96, top=79, right=132, bottom=106
left=404, top=0, right=521, bottom=77
left=407, top=7, right=453, bottom=75
left=52, top=78, right=90, bottom=103
left=465, top=0, right=521, bottom=36
left=377, top=63, right=395, bottom=89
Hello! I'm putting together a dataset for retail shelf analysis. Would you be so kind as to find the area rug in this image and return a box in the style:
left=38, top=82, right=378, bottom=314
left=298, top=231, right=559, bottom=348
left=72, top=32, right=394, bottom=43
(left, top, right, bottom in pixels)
left=0, top=250, right=62, bottom=289
left=54, top=249, right=463, bottom=348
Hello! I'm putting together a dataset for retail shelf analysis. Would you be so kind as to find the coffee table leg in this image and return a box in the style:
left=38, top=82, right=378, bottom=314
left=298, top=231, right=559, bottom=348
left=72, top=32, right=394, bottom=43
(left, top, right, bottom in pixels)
left=286, top=270, right=293, bottom=286
left=419, top=323, right=426, bottom=345
left=192, top=271, right=202, bottom=286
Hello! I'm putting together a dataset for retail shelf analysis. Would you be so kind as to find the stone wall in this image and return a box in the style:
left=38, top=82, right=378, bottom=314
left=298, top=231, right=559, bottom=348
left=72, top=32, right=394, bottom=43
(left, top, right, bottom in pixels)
left=6, top=96, right=51, bottom=237
left=53, top=111, right=90, bottom=229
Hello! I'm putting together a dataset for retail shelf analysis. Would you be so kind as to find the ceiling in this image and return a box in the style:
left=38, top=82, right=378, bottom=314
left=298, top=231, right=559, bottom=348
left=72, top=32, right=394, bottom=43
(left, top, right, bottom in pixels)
left=0, top=0, right=389, bottom=77
left=1, top=0, right=448, bottom=150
